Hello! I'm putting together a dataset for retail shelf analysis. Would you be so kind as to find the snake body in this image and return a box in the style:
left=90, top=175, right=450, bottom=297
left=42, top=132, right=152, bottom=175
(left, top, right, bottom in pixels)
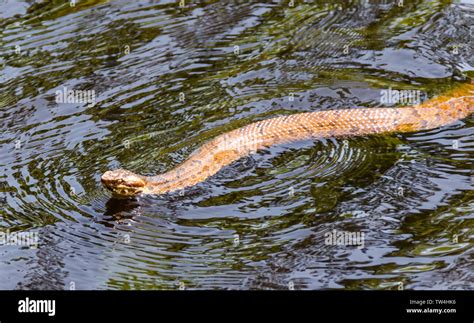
left=101, top=84, right=473, bottom=197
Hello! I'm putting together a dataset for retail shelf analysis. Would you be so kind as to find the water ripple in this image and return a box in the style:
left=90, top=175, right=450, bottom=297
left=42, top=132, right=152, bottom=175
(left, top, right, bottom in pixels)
left=0, top=0, right=472, bottom=290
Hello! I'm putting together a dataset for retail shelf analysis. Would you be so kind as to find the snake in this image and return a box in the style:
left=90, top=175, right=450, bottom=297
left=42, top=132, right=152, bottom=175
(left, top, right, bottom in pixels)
left=101, top=83, right=473, bottom=197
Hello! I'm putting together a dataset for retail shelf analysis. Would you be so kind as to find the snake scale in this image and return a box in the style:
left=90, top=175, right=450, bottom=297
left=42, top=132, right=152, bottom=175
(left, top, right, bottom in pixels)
left=101, top=83, right=473, bottom=197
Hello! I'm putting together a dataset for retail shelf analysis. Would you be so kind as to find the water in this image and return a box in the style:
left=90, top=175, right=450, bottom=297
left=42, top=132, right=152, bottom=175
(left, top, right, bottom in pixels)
left=0, top=0, right=473, bottom=290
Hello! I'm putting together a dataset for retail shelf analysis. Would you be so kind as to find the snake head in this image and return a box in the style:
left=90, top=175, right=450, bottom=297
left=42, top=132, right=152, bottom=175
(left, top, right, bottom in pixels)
left=101, top=169, right=147, bottom=197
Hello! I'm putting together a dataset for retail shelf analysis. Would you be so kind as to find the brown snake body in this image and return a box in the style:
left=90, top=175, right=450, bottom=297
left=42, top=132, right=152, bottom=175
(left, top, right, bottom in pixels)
left=101, top=84, right=473, bottom=197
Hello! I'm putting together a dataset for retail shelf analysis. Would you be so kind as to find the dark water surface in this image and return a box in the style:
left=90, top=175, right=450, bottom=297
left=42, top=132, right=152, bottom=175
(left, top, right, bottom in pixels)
left=0, top=0, right=473, bottom=290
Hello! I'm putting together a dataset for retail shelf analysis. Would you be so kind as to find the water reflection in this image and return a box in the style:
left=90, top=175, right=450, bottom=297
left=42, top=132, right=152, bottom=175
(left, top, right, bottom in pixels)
left=0, top=0, right=473, bottom=290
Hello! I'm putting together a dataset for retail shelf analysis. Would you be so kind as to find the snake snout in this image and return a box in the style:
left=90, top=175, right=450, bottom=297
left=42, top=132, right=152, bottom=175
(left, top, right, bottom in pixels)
left=101, top=169, right=146, bottom=189
left=101, top=170, right=123, bottom=185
